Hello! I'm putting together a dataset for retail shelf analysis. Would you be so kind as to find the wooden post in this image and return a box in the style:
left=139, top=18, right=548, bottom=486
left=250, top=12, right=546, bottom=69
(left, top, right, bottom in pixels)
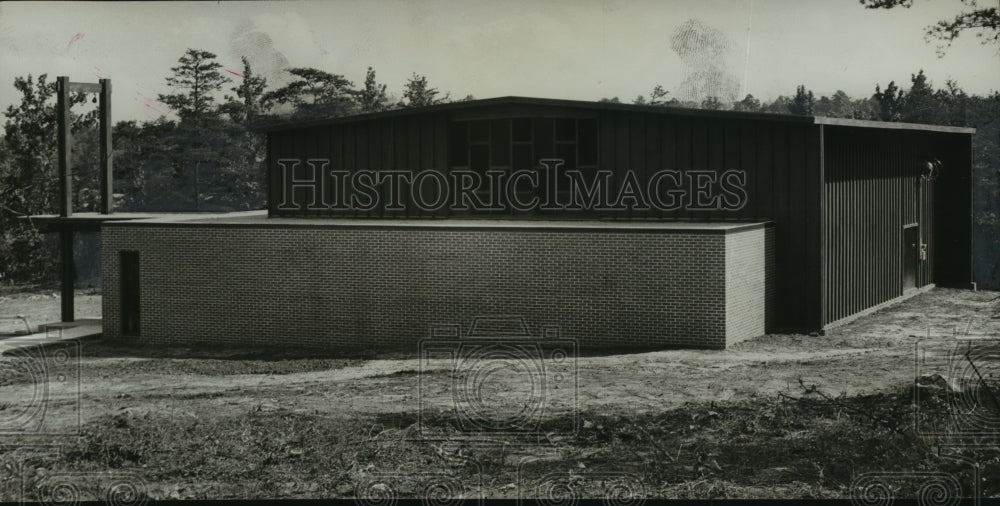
left=58, top=77, right=75, bottom=321
left=60, top=230, right=75, bottom=322
left=57, top=76, right=72, bottom=217
left=99, top=79, right=113, bottom=214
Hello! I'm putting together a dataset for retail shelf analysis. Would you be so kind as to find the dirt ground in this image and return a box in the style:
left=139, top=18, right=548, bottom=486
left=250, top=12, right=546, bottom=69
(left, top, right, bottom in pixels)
left=1, top=286, right=999, bottom=500
left=0, top=288, right=102, bottom=335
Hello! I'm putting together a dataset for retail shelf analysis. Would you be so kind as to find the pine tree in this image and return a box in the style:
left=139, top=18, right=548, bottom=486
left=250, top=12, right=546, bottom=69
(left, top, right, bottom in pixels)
left=400, top=73, right=448, bottom=108
left=221, top=57, right=271, bottom=125
left=265, top=68, right=357, bottom=119
left=357, top=67, right=389, bottom=113
left=900, top=69, right=936, bottom=123
left=157, top=49, right=229, bottom=122
left=788, top=85, right=815, bottom=116
left=873, top=81, right=906, bottom=121
left=859, top=0, right=999, bottom=54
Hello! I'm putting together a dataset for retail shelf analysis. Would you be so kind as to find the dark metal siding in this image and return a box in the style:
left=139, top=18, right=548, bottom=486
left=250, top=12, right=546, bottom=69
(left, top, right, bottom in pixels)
left=267, top=113, right=451, bottom=218
left=821, top=126, right=973, bottom=326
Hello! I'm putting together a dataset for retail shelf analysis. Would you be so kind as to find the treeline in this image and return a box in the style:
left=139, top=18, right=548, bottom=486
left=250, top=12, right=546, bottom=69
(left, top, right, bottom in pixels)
left=1, top=48, right=998, bottom=286
left=607, top=70, right=998, bottom=127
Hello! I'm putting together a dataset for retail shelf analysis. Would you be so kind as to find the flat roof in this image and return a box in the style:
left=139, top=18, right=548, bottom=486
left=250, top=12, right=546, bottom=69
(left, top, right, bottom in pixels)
left=24, top=211, right=265, bottom=230
left=255, top=95, right=976, bottom=135
left=101, top=211, right=770, bottom=234
left=813, top=115, right=976, bottom=134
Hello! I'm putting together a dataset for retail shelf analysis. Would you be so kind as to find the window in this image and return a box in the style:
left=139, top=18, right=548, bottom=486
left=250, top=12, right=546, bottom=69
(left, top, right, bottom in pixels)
left=447, top=117, right=600, bottom=213
left=448, top=117, right=600, bottom=173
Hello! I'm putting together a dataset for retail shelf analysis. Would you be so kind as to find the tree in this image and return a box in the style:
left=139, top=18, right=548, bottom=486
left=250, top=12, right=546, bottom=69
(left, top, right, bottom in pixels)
left=788, top=85, right=815, bottom=116
left=852, top=97, right=879, bottom=120
left=648, top=85, right=671, bottom=106
left=157, top=49, right=229, bottom=122
left=400, top=73, right=448, bottom=108
left=873, top=80, right=906, bottom=121
left=1, top=74, right=96, bottom=282
left=112, top=118, right=176, bottom=210
left=733, top=94, right=761, bottom=112
left=935, top=79, right=970, bottom=126
left=814, top=91, right=857, bottom=118
left=153, top=51, right=268, bottom=211
left=700, top=96, right=724, bottom=110
left=357, top=67, right=390, bottom=113
left=221, top=57, right=272, bottom=125
left=859, top=0, right=1000, bottom=54
left=899, top=69, right=939, bottom=123
left=761, top=95, right=792, bottom=114
left=265, top=68, right=357, bottom=119
left=216, top=58, right=270, bottom=209
left=633, top=84, right=672, bottom=106
left=828, top=90, right=856, bottom=118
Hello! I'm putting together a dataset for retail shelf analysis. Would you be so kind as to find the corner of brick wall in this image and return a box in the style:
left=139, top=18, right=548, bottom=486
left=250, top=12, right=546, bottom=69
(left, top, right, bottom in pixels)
left=724, top=227, right=769, bottom=347
left=764, top=226, right=777, bottom=333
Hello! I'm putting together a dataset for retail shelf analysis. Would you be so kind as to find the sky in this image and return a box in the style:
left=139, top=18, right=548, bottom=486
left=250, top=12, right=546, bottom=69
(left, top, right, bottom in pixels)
left=0, top=0, right=998, bottom=123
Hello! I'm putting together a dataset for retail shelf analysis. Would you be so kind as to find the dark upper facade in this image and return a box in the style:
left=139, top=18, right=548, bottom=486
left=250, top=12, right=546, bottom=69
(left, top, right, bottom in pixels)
left=260, top=96, right=975, bottom=332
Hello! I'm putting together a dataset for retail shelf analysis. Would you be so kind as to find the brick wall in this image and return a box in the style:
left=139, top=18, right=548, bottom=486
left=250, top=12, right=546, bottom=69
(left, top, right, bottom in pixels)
left=102, top=222, right=770, bottom=351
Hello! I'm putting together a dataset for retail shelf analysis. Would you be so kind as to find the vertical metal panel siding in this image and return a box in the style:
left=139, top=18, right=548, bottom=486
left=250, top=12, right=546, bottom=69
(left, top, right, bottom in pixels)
left=821, top=126, right=952, bottom=325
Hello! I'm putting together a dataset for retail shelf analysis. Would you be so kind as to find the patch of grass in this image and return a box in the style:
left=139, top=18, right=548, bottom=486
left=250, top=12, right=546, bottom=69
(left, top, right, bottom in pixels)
left=79, top=338, right=380, bottom=361
left=4, top=380, right=999, bottom=501
left=368, top=369, right=422, bottom=379
left=83, top=357, right=363, bottom=377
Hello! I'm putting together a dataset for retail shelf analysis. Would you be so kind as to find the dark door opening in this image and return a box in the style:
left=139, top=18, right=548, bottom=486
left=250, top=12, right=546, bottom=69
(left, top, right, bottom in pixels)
left=903, top=225, right=919, bottom=291
left=120, top=251, right=140, bottom=335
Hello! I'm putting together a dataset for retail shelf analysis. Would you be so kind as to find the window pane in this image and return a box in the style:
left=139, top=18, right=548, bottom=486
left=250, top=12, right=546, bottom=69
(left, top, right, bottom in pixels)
left=491, top=119, right=510, bottom=166
left=513, top=144, right=534, bottom=171
left=555, top=143, right=577, bottom=173
left=555, top=118, right=576, bottom=141
left=470, top=120, right=489, bottom=142
left=534, top=118, right=554, bottom=158
left=512, top=118, right=532, bottom=142
left=471, top=144, right=490, bottom=172
left=448, top=122, right=468, bottom=166
left=578, top=119, right=598, bottom=166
